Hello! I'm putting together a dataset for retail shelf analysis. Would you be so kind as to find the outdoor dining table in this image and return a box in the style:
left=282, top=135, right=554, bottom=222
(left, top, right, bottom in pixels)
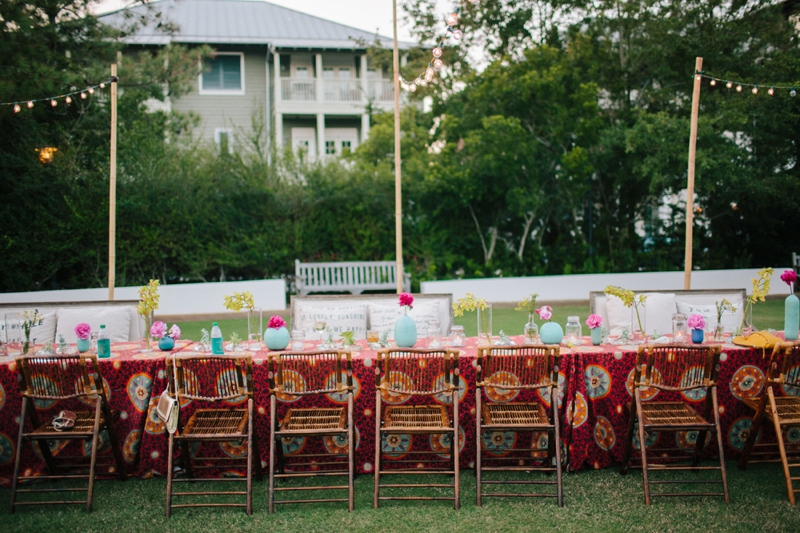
left=0, top=335, right=792, bottom=486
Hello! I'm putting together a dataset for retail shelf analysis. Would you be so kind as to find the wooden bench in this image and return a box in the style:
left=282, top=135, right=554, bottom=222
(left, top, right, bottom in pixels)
left=294, top=260, right=411, bottom=295
left=793, top=253, right=800, bottom=275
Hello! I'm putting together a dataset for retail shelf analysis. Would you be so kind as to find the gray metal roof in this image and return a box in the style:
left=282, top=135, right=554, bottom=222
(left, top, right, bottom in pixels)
left=99, top=0, right=412, bottom=50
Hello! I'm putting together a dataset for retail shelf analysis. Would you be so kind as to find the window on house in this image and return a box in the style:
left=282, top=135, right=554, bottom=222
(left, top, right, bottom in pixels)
left=341, top=140, right=352, bottom=153
left=215, top=128, right=233, bottom=154
left=295, top=67, right=309, bottom=79
left=201, top=53, right=243, bottom=93
left=325, top=141, right=336, bottom=155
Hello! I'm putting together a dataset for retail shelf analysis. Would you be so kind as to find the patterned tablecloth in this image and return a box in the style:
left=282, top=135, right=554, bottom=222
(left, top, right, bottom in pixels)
left=1, top=337, right=794, bottom=485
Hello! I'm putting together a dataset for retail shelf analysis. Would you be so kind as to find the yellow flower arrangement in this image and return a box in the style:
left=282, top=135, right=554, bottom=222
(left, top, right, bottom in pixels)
left=137, top=279, right=160, bottom=318
left=223, top=291, right=255, bottom=312
left=604, top=285, right=647, bottom=338
left=740, top=267, right=773, bottom=334
left=453, top=293, right=491, bottom=344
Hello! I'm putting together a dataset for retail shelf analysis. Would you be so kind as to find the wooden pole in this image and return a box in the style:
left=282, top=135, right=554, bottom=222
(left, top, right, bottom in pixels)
left=392, top=0, right=404, bottom=294
left=108, top=64, right=118, bottom=300
left=684, top=56, right=702, bottom=290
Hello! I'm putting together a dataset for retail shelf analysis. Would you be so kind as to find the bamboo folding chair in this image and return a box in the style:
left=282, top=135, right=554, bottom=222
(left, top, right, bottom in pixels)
left=620, top=344, right=728, bottom=505
left=267, top=350, right=355, bottom=513
left=9, top=354, right=126, bottom=513
left=373, top=348, right=461, bottom=509
left=739, top=341, right=800, bottom=504
left=165, top=354, right=261, bottom=517
left=476, top=345, right=563, bottom=507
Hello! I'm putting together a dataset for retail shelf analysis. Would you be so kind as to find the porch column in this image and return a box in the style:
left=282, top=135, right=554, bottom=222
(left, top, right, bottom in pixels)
left=315, top=53, right=323, bottom=104
left=317, top=113, right=325, bottom=160
left=274, top=51, right=282, bottom=148
left=361, top=113, right=370, bottom=143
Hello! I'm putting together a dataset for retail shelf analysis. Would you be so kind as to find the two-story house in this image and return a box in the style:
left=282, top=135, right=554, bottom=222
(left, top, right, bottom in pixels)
left=100, top=0, right=410, bottom=157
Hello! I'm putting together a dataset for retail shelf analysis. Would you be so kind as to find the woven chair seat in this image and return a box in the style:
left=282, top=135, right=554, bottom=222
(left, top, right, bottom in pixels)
left=384, top=405, right=450, bottom=430
left=482, top=402, right=548, bottom=427
left=31, top=410, right=112, bottom=437
left=182, top=408, right=248, bottom=437
left=281, top=407, right=346, bottom=431
left=640, top=401, right=708, bottom=427
left=743, top=396, right=800, bottom=424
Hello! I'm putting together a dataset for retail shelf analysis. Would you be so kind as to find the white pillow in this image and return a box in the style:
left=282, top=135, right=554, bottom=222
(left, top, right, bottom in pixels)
left=56, top=307, right=132, bottom=343
left=643, top=293, right=676, bottom=338
left=677, top=300, right=744, bottom=333
left=2, top=312, right=57, bottom=345
left=606, top=294, right=632, bottom=337
left=368, top=301, right=440, bottom=340
left=298, top=304, right=368, bottom=340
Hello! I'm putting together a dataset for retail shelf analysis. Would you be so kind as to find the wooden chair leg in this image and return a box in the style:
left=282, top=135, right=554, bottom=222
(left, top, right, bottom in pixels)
left=85, top=399, right=103, bottom=513
left=101, top=398, right=127, bottom=480
left=8, top=396, right=29, bottom=514
left=373, top=394, right=382, bottom=509
left=553, top=391, right=563, bottom=508
left=620, top=401, right=636, bottom=475
left=246, top=398, right=254, bottom=516
left=769, top=388, right=796, bottom=505
left=268, top=395, right=276, bottom=514
left=475, top=387, right=482, bottom=507
left=634, top=390, right=651, bottom=505
left=27, top=403, right=57, bottom=476
left=453, top=392, right=460, bottom=511
left=166, top=432, right=174, bottom=518
left=253, top=427, right=264, bottom=482
left=711, top=388, right=730, bottom=503
left=348, top=392, right=355, bottom=512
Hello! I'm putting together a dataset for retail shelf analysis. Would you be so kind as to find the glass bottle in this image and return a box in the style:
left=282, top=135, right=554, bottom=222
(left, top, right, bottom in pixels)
left=565, top=316, right=582, bottom=345
left=449, top=325, right=465, bottom=347
left=524, top=313, right=539, bottom=344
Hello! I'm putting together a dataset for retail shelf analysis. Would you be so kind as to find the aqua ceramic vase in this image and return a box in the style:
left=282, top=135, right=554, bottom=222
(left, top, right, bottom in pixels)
left=540, top=322, right=564, bottom=344
left=785, top=294, right=799, bottom=341
left=76, top=338, right=91, bottom=353
left=264, top=327, right=290, bottom=350
left=158, top=336, right=175, bottom=351
left=394, top=314, right=417, bottom=348
left=590, top=327, right=602, bottom=346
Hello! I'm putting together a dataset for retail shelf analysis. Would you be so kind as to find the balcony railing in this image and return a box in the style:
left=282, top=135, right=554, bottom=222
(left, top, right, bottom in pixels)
left=324, top=80, right=361, bottom=102
left=368, top=80, right=395, bottom=102
left=281, top=79, right=315, bottom=101
left=279, top=78, right=396, bottom=104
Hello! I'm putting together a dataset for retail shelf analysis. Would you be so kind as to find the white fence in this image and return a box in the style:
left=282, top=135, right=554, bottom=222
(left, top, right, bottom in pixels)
left=420, top=268, right=791, bottom=303
left=0, top=279, right=286, bottom=316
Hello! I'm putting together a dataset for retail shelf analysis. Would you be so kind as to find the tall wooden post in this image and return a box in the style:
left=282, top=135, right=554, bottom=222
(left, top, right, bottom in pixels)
left=684, top=57, right=703, bottom=290
left=108, top=64, right=118, bottom=300
left=392, top=0, right=404, bottom=294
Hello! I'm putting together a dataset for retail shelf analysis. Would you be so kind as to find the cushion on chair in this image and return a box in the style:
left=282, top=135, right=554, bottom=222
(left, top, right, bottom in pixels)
left=56, top=306, right=132, bottom=343
left=297, top=304, right=368, bottom=340
left=1, top=311, right=57, bottom=345
left=606, top=294, right=632, bottom=337
left=642, top=293, right=676, bottom=338
left=676, top=299, right=744, bottom=333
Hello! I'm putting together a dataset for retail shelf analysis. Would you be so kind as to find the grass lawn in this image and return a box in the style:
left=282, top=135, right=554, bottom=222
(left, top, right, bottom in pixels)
left=171, top=299, right=786, bottom=343
left=1, top=462, right=798, bottom=532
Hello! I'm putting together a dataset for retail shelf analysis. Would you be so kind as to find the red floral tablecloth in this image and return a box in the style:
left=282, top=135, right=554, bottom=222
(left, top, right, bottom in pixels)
left=2, top=337, right=794, bottom=486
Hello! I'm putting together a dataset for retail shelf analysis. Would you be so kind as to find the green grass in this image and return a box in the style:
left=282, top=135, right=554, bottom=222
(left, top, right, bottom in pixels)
left=171, top=300, right=786, bottom=342
left=1, top=462, right=798, bottom=532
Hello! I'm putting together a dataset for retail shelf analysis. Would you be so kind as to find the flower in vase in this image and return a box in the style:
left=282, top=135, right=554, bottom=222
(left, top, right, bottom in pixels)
left=515, top=294, right=539, bottom=314
left=74, top=322, right=91, bottom=341
left=150, top=320, right=168, bottom=339
left=687, top=314, right=706, bottom=331
left=781, top=270, right=797, bottom=293
left=398, top=292, right=414, bottom=311
left=223, top=291, right=255, bottom=312
left=586, top=314, right=603, bottom=329
left=168, top=324, right=181, bottom=340
left=268, top=315, right=287, bottom=329
left=535, top=305, right=553, bottom=322
left=137, top=279, right=160, bottom=319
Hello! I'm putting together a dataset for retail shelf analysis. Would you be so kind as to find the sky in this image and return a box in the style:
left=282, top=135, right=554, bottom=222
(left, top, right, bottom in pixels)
left=92, top=0, right=454, bottom=44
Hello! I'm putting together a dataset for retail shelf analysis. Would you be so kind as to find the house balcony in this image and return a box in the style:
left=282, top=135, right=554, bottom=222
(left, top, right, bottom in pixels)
left=278, top=78, right=396, bottom=114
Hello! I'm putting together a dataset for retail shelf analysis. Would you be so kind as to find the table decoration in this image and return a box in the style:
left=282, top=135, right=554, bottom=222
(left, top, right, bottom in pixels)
left=449, top=325, right=465, bottom=346
left=75, top=322, right=91, bottom=352
left=453, top=292, right=491, bottom=344
left=223, top=290, right=262, bottom=349
left=781, top=270, right=799, bottom=340
left=672, top=313, right=689, bottom=343
left=740, top=267, right=772, bottom=336
left=151, top=321, right=180, bottom=351
left=264, top=315, right=290, bottom=350
left=565, top=315, right=583, bottom=345
left=714, top=299, right=737, bottom=341
left=605, top=285, right=647, bottom=343
left=688, top=314, right=706, bottom=343
left=137, top=279, right=160, bottom=350
left=537, top=305, right=563, bottom=344
left=19, top=309, right=41, bottom=354
left=394, top=292, right=417, bottom=347
left=515, top=293, right=540, bottom=344
left=587, top=314, right=603, bottom=345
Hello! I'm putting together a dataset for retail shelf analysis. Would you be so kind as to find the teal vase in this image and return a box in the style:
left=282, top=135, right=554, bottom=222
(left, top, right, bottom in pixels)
left=691, top=329, right=704, bottom=344
left=785, top=294, right=799, bottom=341
left=394, top=314, right=417, bottom=348
left=264, top=327, right=290, bottom=350
left=540, top=322, right=564, bottom=344
left=590, top=327, right=602, bottom=346
left=76, top=338, right=90, bottom=353
left=158, top=336, right=175, bottom=351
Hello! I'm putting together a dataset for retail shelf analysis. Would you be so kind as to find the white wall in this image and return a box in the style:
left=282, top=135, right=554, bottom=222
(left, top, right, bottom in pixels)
left=421, top=268, right=791, bottom=303
left=0, top=279, right=287, bottom=315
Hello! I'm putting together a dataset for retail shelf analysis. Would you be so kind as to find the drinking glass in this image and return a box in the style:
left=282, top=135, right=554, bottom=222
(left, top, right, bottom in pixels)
left=291, top=329, right=305, bottom=351
left=672, top=313, right=688, bottom=343
left=314, top=320, right=327, bottom=342
left=449, top=325, right=465, bottom=347
left=427, top=320, right=442, bottom=348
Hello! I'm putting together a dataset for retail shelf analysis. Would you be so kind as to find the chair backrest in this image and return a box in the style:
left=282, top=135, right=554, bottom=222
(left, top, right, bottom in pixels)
left=633, top=344, right=721, bottom=392
left=773, top=341, right=800, bottom=388
left=169, top=355, right=253, bottom=403
left=477, top=345, right=559, bottom=391
left=17, top=353, right=102, bottom=402
left=376, top=348, right=460, bottom=397
left=268, top=350, right=352, bottom=398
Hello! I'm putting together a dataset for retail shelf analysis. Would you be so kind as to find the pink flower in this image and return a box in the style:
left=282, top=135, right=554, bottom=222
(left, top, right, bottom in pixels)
left=586, top=314, right=603, bottom=329
left=535, top=305, right=552, bottom=321
left=168, top=324, right=181, bottom=340
left=150, top=320, right=167, bottom=339
left=687, top=314, right=706, bottom=330
left=268, top=315, right=286, bottom=329
left=74, top=322, right=91, bottom=340
left=781, top=269, right=797, bottom=289
left=399, top=292, right=414, bottom=309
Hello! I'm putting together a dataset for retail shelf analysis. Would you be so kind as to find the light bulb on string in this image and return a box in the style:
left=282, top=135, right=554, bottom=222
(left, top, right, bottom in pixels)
left=27, top=101, right=34, bottom=109
left=409, top=84, right=417, bottom=92
left=791, top=87, right=797, bottom=97
left=13, top=104, right=20, bottom=113
left=710, top=79, right=717, bottom=86
left=88, top=87, right=94, bottom=94
left=50, top=99, right=57, bottom=107
left=65, top=95, right=72, bottom=104
left=80, top=92, right=87, bottom=99
left=751, top=86, right=758, bottom=95
left=736, top=84, right=742, bottom=92
left=445, top=13, right=458, bottom=26
left=99, top=82, right=105, bottom=89
left=695, top=74, right=701, bottom=81
left=726, top=81, right=733, bottom=89
left=432, top=47, right=443, bottom=58
left=424, top=68, right=435, bottom=82
left=767, top=87, right=775, bottom=96
left=433, top=58, right=444, bottom=69
left=452, top=30, right=463, bottom=40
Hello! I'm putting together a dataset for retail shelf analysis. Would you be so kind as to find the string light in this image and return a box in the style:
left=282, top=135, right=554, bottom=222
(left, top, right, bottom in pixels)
left=726, top=81, right=733, bottom=89
left=736, top=84, right=743, bottom=92
left=2, top=76, right=118, bottom=115
left=709, top=78, right=717, bottom=86
left=768, top=87, right=775, bottom=96
left=751, top=86, right=758, bottom=95
left=697, top=72, right=799, bottom=98
left=399, top=0, right=480, bottom=92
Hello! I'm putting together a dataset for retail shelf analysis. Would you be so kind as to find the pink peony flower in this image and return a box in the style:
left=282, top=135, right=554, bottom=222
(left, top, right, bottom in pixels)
left=168, top=324, right=181, bottom=340
left=687, top=314, right=706, bottom=330
left=586, top=314, right=603, bottom=329
left=535, top=305, right=552, bottom=321
left=399, top=292, right=414, bottom=309
left=74, top=322, right=91, bottom=341
left=268, top=315, right=286, bottom=329
left=150, top=320, right=167, bottom=339
left=781, top=269, right=797, bottom=289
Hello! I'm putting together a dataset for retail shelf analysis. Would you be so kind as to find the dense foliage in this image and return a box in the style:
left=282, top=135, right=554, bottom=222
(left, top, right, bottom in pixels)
left=1, top=0, right=799, bottom=293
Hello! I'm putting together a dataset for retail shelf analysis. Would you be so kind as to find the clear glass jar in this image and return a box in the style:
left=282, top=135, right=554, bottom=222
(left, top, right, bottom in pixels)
left=428, top=319, right=442, bottom=348
left=565, top=316, right=582, bottom=345
left=524, top=313, right=539, bottom=344
left=672, top=313, right=688, bottom=343
left=449, top=325, right=465, bottom=347
left=291, top=329, right=305, bottom=351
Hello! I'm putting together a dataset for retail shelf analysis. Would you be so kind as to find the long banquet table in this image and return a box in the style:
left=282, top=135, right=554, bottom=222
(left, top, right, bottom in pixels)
left=0, top=336, right=793, bottom=486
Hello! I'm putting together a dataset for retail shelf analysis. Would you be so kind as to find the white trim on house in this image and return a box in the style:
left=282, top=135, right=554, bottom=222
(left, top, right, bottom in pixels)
left=214, top=128, right=234, bottom=153
left=199, top=52, right=246, bottom=95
